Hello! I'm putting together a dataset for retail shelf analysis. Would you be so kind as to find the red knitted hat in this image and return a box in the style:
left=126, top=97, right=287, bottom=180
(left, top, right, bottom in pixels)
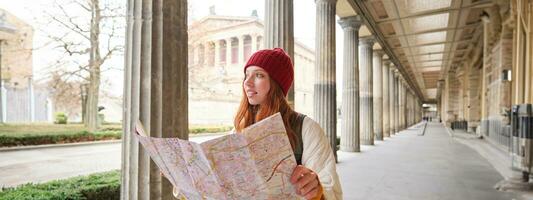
left=244, top=48, right=294, bottom=96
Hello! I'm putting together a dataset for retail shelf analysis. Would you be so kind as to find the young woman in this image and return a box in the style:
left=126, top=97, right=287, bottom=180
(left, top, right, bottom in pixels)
left=234, top=48, right=342, bottom=200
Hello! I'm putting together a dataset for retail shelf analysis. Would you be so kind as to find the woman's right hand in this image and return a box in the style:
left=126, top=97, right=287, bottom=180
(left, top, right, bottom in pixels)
left=290, top=165, right=321, bottom=199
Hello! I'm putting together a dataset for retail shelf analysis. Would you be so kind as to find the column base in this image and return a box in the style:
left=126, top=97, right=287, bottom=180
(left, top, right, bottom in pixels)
left=495, top=171, right=533, bottom=192
left=375, top=132, right=383, bottom=141
left=340, top=146, right=360, bottom=152
left=361, top=140, right=374, bottom=145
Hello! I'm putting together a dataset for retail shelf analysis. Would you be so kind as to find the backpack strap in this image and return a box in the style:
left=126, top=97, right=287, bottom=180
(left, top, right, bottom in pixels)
left=290, top=112, right=306, bottom=165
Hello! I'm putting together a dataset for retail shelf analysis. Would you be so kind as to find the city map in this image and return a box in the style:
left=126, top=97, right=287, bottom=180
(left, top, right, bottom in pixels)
left=134, top=113, right=303, bottom=200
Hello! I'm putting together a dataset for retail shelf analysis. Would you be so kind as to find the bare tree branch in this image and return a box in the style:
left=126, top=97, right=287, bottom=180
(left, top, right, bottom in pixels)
left=47, top=14, right=90, bottom=40
left=74, top=0, right=91, bottom=12
left=56, top=2, right=90, bottom=32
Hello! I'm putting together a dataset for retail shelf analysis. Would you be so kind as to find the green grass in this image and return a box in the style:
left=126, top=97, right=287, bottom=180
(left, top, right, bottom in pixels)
left=0, top=124, right=121, bottom=137
left=0, top=170, right=120, bottom=200
left=189, top=124, right=233, bottom=134
left=0, top=123, right=231, bottom=147
left=0, top=124, right=121, bottom=147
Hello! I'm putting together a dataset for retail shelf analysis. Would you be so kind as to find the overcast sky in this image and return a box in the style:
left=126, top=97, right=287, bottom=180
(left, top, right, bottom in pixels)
left=0, top=0, right=345, bottom=100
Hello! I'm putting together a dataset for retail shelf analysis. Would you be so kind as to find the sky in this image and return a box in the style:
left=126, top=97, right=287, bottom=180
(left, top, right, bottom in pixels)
left=0, top=0, right=346, bottom=102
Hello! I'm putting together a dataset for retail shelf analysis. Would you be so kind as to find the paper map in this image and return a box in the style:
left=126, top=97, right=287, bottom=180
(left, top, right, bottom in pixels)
left=134, top=113, right=303, bottom=200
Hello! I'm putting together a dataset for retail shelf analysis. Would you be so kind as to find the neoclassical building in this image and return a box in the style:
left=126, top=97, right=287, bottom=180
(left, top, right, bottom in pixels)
left=187, top=11, right=315, bottom=124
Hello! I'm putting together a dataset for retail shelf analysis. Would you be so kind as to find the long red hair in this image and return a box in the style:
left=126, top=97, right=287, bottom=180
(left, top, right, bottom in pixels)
left=234, top=78, right=297, bottom=150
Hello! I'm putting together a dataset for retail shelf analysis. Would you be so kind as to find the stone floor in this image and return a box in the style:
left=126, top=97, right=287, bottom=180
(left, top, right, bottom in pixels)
left=337, top=122, right=521, bottom=200
left=1, top=122, right=528, bottom=199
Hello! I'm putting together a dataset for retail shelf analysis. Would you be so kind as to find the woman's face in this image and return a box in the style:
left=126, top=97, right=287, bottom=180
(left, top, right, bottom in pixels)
left=244, top=66, right=271, bottom=106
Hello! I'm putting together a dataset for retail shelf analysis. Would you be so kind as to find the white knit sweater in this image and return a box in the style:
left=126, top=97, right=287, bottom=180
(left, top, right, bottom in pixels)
left=300, top=117, right=342, bottom=200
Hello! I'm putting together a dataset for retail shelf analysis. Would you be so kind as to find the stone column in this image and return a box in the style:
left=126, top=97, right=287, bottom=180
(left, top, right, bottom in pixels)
left=225, top=38, right=232, bottom=65
left=203, top=42, right=210, bottom=65
left=251, top=34, right=258, bottom=53
left=238, top=35, right=244, bottom=64
left=399, top=81, right=405, bottom=129
left=411, top=91, right=415, bottom=125
left=404, top=85, right=408, bottom=127
left=359, top=37, right=375, bottom=145
left=405, top=89, right=412, bottom=127
left=264, top=0, right=294, bottom=57
left=417, top=95, right=420, bottom=122
left=394, top=72, right=400, bottom=133
left=397, top=80, right=402, bottom=130
left=394, top=73, right=401, bottom=133
left=373, top=50, right=384, bottom=141
left=398, top=79, right=403, bottom=132
left=265, top=0, right=295, bottom=106
left=445, top=70, right=459, bottom=126
left=394, top=72, right=399, bottom=133
left=338, top=16, right=362, bottom=152
left=314, top=0, right=338, bottom=159
left=214, top=40, right=220, bottom=66
left=359, top=37, right=374, bottom=145
left=382, top=60, right=390, bottom=138
left=456, top=69, right=465, bottom=121
left=400, top=82, right=407, bottom=130
left=122, top=0, right=188, bottom=199
left=388, top=63, right=395, bottom=135
left=480, top=12, right=490, bottom=135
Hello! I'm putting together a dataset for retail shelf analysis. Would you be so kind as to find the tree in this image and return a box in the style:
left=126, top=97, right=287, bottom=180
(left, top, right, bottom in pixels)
left=47, top=71, right=83, bottom=119
left=42, top=0, right=124, bottom=131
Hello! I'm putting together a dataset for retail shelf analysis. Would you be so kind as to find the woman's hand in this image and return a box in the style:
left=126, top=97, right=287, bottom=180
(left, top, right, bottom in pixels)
left=290, top=165, right=320, bottom=199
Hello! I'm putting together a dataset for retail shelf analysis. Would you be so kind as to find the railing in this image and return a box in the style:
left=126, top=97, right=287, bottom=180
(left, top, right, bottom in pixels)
left=451, top=120, right=468, bottom=131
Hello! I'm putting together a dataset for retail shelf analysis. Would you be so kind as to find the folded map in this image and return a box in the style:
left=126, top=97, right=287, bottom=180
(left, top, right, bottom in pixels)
left=134, top=113, right=303, bottom=200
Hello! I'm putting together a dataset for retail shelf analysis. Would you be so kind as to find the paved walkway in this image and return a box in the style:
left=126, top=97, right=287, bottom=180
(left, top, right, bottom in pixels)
left=337, top=122, right=520, bottom=200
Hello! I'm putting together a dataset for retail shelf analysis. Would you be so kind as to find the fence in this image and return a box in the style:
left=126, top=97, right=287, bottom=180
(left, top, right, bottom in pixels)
left=1, top=85, right=52, bottom=123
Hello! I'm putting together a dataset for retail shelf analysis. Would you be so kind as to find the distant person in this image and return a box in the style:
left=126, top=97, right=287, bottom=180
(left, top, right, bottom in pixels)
left=233, top=48, right=342, bottom=199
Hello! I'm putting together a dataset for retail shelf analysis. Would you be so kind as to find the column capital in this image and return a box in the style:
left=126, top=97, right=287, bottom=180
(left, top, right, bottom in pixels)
left=401, top=78, right=407, bottom=86
left=338, top=15, right=363, bottom=31
left=373, top=49, right=385, bottom=57
left=315, top=0, right=337, bottom=4
left=383, top=59, right=392, bottom=66
left=250, top=32, right=260, bottom=38
left=359, top=36, right=375, bottom=47
left=389, top=62, right=396, bottom=69
left=393, top=69, right=400, bottom=76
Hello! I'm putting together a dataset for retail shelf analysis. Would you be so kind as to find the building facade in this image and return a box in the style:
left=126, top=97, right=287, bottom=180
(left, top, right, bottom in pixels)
left=0, top=9, right=51, bottom=123
left=187, top=13, right=315, bottom=124
left=0, top=8, right=33, bottom=88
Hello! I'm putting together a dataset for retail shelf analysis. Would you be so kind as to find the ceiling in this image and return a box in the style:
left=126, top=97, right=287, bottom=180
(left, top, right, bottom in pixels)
left=338, top=0, right=494, bottom=101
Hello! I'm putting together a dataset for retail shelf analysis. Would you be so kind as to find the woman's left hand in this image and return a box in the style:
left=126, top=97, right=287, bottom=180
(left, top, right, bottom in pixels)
left=290, top=165, right=320, bottom=199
